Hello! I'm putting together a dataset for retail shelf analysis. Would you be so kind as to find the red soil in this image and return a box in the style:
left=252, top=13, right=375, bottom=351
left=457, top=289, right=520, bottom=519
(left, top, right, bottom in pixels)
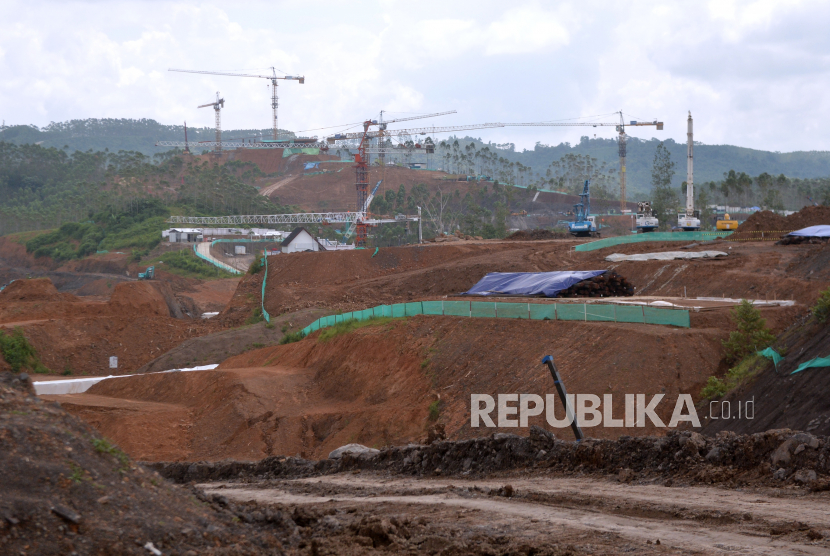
left=736, top=205, right=830, bottom=232
left=258, top=240, right=830, bottom=318
left=0, top=278, right=224, bottom=375
left=50, top=313, right=734, bottom=462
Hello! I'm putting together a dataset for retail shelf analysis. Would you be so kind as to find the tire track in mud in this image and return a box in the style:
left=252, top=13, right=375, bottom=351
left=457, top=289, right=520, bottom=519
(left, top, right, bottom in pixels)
left=202, top=475, right=830, bottom=555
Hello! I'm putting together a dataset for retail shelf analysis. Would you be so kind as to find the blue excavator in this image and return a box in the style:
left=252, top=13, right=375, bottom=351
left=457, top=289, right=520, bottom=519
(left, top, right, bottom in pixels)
left=568, top=179, right=601, bottom=237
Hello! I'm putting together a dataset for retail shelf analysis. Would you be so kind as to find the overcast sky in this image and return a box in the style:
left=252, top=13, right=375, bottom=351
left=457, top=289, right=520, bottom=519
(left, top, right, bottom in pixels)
left=2, top=0, right=829, bottom=152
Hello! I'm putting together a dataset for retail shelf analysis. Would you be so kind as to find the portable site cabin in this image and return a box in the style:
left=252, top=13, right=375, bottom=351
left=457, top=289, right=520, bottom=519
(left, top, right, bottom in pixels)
left=281, top=227, right=327, bottom=253
left=164, top=228, right=203, bottom=242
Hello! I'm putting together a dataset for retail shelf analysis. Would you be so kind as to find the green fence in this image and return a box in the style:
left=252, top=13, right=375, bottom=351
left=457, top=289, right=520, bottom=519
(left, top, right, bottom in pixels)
left=260, top=253, right=270, bottom=323
left=574, top=231, right=734, bottom=252
left=301, top=301, right=690, bottom=336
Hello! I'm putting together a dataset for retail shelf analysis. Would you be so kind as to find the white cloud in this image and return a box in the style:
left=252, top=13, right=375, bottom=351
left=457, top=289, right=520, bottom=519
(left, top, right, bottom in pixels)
left=1, top=0, right=829, bottom=153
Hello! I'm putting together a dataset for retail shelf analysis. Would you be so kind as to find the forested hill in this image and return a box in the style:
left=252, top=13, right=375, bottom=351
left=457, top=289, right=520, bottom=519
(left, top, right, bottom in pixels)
left=443, top=135, right=830, bottom=195
left=3, top=118, right=830, bottom=197
left=0, top=119, right=293, bottom=157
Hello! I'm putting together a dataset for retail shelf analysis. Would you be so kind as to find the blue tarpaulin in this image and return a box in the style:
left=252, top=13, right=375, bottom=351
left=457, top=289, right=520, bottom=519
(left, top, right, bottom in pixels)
left=789, top=225, right=830, bottom=237
left=304, top=162, right=320, bottom=170
left=461, top=271, right=606, bottom=297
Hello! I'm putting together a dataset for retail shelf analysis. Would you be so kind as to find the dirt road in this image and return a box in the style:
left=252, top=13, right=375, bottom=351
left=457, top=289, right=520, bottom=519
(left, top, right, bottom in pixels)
left=201, top=474, right=830, bottom=555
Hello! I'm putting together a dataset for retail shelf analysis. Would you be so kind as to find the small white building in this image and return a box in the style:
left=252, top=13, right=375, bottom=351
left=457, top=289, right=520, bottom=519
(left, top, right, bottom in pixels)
left=281, top=227, right=327, bottom=253
left=164, top=228, right=203, bottom=242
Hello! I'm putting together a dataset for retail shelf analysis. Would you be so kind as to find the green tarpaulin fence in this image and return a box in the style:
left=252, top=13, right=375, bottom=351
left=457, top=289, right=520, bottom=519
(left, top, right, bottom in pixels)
left=791, top=356, right=830, bottom=375
left=300, top=301, right=690, bottom=336
left=574, top=231, right=734, bottom=252
left=757, top=347, right=784, bottom=369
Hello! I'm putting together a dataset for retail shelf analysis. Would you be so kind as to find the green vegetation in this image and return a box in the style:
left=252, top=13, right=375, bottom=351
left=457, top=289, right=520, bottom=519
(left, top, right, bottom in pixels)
left=91, top=437, right=130, bottom=473
left=151, top=248, right=235, bottom=279
left=432, top=134, right=830, bottom=203
left=317, top=317, right=401, bottom=342
left=812, top=287, right=830, bottom=323
left=0, top=327, right=49, bottom=373
left=722, top=300, right=776, bottom=364
left=0, top=140, right=294, bottom=243
left=248, top=256, right=263, bottom=274
left=428, top=400, right=441, bottom=421
left=69, top=462, right=85, bottom=484
left=701, top=355, right=764, bottom=400
left=245, top=307, right=265, bottom=325
left=650, top=142, right=678, bottom=231
left=279, top=330, right=306, bottom=345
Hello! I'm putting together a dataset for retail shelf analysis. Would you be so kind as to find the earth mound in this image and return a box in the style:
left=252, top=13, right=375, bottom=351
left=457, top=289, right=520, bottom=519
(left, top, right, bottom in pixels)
left=737, top=205, right=830, bottom=232
left=1, top=277, right=65, bottom=302
left=108, top=281, right=175, bottom=317
left=0, top=372, right=289, bottom=555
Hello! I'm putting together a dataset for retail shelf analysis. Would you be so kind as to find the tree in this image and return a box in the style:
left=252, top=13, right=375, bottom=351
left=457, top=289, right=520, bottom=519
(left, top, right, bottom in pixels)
left=650, top=142, right=677, bottom=230
left=722, top=299, right=775, bottom=363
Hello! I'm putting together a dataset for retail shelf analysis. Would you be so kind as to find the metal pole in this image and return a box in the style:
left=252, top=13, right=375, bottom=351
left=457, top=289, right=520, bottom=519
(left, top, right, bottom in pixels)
left=542, top=355, right=583, bottom=440
left=417, top=206, right=422, bottom=244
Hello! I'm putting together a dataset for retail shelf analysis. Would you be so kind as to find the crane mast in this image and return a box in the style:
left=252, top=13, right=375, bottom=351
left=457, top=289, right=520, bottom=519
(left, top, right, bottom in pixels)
left=197, top=92, right=225, bottom=156
left=677, top=111, right=701, bottom=230
left=686, top=111, right=694, bottom=215
left=170, top=67, right=304, bottom=141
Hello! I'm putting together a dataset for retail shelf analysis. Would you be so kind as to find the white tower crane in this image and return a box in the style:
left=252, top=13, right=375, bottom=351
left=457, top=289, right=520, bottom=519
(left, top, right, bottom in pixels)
left=677, top=111, right=701, bottom=230
left=170, top=67, right=304, bottom=141
left=197, top=92, right=225, bottom=156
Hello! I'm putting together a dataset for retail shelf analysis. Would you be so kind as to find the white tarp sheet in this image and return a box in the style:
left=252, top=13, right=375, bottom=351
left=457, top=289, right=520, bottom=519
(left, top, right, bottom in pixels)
left=605, top=251, right=728, bottom=262
left=33, top=364, right=219, bottom=396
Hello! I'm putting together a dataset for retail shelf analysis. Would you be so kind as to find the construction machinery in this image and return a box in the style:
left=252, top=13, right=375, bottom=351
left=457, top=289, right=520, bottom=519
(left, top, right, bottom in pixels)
left=635, top=201, right=659, bottom=232
left=170, top=67, right=304, bottom=141
left=716, top=213, right=739, bottom=231
left=677, top=111, right=701, bottom=230
left=197, top=93, right=225, bottom=155
left=138, top=266, right=155, bottom=280
left=568, top=180, right=600, bottom=237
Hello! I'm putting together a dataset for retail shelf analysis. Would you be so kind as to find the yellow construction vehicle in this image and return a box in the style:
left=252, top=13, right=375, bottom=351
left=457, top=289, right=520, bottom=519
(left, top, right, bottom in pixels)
left=716, top=213, right=739, bottom=231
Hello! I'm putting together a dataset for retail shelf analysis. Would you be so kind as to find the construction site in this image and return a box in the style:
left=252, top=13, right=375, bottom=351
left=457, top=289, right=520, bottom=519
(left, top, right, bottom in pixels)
left=4, top=51, right=830, bottom=556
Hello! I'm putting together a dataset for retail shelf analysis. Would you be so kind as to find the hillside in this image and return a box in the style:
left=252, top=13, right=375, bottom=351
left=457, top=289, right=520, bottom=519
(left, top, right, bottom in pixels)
left=4, top=118, right=830, bottom=200
left=449, top=135, right=830, bottom=195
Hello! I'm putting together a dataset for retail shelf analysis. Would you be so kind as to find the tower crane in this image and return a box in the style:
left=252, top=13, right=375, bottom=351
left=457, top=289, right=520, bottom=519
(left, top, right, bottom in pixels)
left=197, top=92, right=225, bottom=156
left=170, top=67, right=304, bottom=141
left=503, top=112, right=663, bottom=212
left=327, top=112, right=515, bottom=247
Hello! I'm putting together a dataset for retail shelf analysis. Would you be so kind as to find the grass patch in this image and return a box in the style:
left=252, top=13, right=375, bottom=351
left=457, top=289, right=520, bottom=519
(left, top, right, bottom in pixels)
left=248, top=257, right=263, bottom=274
left=701, top=354, right=764, bottom=400
left=150, top=248, right=236, bottom=280
left=317, top=317, right=401, bottom=342
left=279, top=330, right=306, bottom=345
left=813, top=287, right=830, bottom=323
left=245, top=307, right=265, bottom=325
left=91, top=437, right=130, bottom=473
left=0, top=327, right=49, bottom=374
left=428, top=400, right=441, bottom=421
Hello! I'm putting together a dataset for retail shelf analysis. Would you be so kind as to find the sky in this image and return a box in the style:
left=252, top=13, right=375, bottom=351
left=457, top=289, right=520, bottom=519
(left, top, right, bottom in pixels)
left=2, top=0, right=829, bottom=152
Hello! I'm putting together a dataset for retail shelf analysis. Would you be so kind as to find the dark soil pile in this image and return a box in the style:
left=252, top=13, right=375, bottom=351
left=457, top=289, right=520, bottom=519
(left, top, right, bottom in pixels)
left=735, top=210, right=788, bottom=233
left=0, top=372, right=293, bottom=555
left=506, top=229, right=571, bottom=241
left=737, top=205, right=830, bottom=233
left=558, top=271, right=634, bottom=297
left=785, top=205, right=830, bottom=230
left=152, top=426, right=829, bottom=490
